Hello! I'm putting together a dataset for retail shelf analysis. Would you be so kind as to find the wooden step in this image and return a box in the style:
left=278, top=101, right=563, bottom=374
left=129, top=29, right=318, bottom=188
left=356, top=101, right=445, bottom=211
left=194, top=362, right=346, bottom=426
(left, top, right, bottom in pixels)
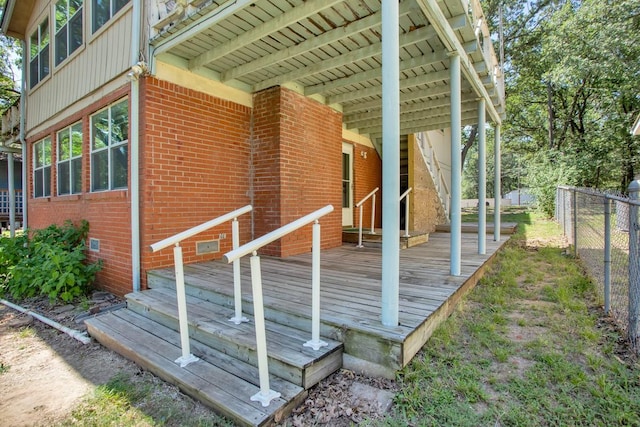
left=126, top=288, right=343, bottom=389
left=85, top=309, right=306, bottom=427
left=341, top=229, right=429, bottom=249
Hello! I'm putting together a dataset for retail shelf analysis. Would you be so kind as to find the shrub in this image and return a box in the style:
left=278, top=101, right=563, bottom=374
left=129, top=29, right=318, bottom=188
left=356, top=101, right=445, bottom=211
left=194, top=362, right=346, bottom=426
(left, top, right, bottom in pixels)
left=0, top=220, right=102, bottom=303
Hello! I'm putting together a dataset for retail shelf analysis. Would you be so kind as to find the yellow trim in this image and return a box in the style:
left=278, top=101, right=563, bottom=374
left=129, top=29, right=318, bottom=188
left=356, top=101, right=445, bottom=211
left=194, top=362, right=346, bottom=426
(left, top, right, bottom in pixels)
left=342, top=128, right=374, bottom=148
left=155, top=61, right=253, bottom=108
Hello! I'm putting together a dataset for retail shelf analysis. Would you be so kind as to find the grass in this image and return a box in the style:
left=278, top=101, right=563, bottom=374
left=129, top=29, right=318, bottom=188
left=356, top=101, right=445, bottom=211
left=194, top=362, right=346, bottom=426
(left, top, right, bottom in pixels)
left=374, top=209, right=640, bottom=426
left=58, top=372, right=235, bottom=427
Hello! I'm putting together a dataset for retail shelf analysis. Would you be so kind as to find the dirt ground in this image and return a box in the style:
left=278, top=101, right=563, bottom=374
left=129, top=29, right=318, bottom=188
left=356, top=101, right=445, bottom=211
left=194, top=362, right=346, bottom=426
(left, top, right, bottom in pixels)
left=0, top=294, right=396, bottom=426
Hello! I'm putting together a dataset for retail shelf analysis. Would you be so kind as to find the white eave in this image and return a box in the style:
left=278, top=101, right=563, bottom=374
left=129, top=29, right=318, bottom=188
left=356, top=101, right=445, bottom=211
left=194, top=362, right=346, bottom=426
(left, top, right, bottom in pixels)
left=149, top=0, right=505, bottom=137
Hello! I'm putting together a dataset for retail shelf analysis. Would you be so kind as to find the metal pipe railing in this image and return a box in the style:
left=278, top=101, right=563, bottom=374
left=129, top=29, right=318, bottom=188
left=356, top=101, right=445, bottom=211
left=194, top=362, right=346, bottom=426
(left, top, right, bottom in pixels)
left=224, top=204, right=334, bottom=407
left=355, top=187, right=379, bottom=248
left=149, top=204, right=253, bottom=367
left=400, top=187, right=412, bottom=238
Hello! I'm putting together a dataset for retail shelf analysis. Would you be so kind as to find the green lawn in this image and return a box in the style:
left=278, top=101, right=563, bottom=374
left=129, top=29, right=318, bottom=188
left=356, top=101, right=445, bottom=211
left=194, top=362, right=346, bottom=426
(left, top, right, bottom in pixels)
left=372, top=209, right=640, bottom=426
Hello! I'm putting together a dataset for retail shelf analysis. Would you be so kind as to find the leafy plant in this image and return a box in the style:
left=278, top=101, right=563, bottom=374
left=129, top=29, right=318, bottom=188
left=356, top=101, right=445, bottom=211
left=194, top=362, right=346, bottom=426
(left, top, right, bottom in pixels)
left=0, top=220, right=102, bottom=303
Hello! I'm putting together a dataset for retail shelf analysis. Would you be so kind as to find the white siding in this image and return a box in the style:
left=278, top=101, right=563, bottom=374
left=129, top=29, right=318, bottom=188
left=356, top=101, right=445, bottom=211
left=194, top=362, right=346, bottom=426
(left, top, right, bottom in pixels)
left=26, top=2, right=133, bottom=134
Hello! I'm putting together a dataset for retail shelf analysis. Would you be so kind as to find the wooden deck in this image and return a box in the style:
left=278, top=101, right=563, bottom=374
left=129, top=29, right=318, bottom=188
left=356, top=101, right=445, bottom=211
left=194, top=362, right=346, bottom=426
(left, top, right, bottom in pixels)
left=147, top=231, right=509, bottom=377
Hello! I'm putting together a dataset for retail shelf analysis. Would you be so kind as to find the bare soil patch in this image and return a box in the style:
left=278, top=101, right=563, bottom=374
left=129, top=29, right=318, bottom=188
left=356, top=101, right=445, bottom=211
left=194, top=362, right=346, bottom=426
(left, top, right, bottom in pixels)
left=0, top=294, right=396, bottom=426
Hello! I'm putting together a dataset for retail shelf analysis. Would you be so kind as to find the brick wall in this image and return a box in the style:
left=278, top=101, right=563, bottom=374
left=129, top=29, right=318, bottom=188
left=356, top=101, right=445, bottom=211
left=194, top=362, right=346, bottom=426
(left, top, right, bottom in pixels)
left=27, top=86, right=132, bottom=296
left=253, top=87, right=343, bottom=256
left=348, top=141, right=382, bottom=229
left=139, top=78, right=252, bottom=284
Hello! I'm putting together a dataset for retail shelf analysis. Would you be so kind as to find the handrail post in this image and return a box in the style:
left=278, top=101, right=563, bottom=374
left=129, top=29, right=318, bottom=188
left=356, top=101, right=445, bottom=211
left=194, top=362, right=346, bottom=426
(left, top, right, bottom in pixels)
left=304, top=220, right=328, bottom=351
left=357, top=204, right=364, bottom=248
left=604, top=197, right=611, bottom=315
left=404, top=192, right=410, bottom=237
left=173, top=244, right=199, bottom=367
left=249, top=251, right=281, bottom=407
left=370, top=193, right=377, bottom=234
left=229, top=217, right=248, bottom=324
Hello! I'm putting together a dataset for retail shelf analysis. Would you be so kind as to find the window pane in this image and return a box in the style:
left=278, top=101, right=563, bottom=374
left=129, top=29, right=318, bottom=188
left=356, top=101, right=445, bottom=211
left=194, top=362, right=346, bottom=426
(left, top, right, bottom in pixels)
left=114, top=0, right=130, bottom=15
left=92, top=0, right=109, bottom=33
left=55, top=26, right=67, bottom=66
left=71, top=157, right=82, bottom=193
left=43, top=165, right=51, bottom=197
left=91, top=151, right=108, bottom=191
left=92, top=109, right=109, bottom=149
left=111, top=144, right=128, bottom=189
left=34, top=142, right=42, bottom=167
left=30, top=32, right=38, bottom=60
left=43, top=139, right=52, bottom=165
left=71, top=123, right=83, bottom=156
left=58, top=129, right=70, bottom=160
left=40, top=44, right=50, bottom=79
left=35, top=169, right=43, bottom=198
left=58, top=162, right=70, bottom=195
left=40, top=19, right=49, bottom=49
left=55, top=0, right=68, bottom=32
left=111, top=100, right=128, bottom=143
left=70, top=12, right=83, bottom=53
left=29, top=59, right=39, bottom=88
left=70, top=0, right=83, bottom=16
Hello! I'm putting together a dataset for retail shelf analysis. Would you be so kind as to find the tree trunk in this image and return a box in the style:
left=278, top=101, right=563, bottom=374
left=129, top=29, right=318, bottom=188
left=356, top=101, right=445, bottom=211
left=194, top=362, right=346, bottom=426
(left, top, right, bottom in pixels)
left=461, top=125, right=478, bottom=169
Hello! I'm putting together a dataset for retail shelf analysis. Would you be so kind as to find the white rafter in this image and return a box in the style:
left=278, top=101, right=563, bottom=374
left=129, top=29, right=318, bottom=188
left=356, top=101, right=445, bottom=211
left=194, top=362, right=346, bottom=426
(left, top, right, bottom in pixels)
left=189, top=0, right=344, bottom=71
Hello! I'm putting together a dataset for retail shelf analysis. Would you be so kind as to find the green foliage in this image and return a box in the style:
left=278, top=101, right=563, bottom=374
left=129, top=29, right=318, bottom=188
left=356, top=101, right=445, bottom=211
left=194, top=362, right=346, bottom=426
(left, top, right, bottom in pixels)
left=0, top=220, right=102, bottom=303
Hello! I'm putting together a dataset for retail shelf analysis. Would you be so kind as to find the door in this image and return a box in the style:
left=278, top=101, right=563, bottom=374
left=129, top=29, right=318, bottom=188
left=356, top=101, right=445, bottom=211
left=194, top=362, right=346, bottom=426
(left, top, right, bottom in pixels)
left=342, top=142, right=354, bottom=227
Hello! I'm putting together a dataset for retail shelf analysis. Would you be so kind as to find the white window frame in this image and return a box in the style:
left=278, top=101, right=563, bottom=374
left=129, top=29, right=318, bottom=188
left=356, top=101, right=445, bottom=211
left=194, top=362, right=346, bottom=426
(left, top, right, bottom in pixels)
left=57, top=122, right=83, bottom=195
left=90, top=99, right=129, bottom=192
left=29, top=17, right=50, bottom=89
left=54, top=0, right=84, bottom=66
left=33, top=137, right=52, bottom=198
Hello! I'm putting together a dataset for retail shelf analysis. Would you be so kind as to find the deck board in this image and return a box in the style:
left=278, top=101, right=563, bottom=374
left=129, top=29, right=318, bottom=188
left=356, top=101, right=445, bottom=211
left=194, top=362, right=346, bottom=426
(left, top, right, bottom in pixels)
left=148, top=231, right=508, bottom=373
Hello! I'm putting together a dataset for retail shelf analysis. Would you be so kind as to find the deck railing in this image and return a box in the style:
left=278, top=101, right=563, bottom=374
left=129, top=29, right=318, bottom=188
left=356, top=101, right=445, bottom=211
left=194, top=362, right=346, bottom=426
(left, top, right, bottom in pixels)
left=0, top=190, right=23, bottom=217
left=224, top=204, right=334, bottom=407
left=400, top=187, right=413, bottom=238
left=355, top=187, right=379, bottom=248
left=149, top=205, right=253, bottom=367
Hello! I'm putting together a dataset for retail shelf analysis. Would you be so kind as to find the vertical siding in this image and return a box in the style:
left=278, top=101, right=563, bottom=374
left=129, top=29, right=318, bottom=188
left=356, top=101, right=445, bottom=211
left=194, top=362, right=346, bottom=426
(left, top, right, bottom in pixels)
left=26, top=5, right=132, bottom=132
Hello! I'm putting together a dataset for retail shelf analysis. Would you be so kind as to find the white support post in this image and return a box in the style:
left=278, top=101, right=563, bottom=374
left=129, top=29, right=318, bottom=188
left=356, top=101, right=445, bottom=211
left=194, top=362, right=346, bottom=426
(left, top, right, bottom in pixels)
left=249, top=252, right=281, bottom=407
left=8, top=153, right=15, bottom=237
left=305, top=220, right=328, bottom=351
left=381, top=0, right=400, bottom=327
left=370, top=193, right=377, bottom=234
left=404, top=194, right=410, bottom=238
left=478, top=99, right=486, bottom=254
left=229, top=218, right=249, bottom=324
left=450, top=53, right=462, bottom=276
left=173, top=244, right=199, bottom=367
left=357, top=205, right=364, bottom=248
left=494, top=124, right=502, bottom=242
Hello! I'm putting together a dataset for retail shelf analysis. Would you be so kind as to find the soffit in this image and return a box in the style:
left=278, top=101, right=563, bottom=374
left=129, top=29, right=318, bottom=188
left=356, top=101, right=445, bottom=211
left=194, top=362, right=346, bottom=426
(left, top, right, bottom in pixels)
left=150, top=0, right=505, bottom=138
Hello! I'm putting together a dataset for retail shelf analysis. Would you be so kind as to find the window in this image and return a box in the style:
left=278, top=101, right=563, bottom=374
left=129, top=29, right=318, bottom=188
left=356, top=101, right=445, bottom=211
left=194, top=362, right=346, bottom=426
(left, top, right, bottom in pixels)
left=92, top=0, right=130, bottom=33
left=55, top=0, right=83, bottom=66
left=34, top=138, right=52, bottom=198
left=29, top=18, right=50, bottom=89
left=91, top=99, right=128, bottom=191
left=57, top=123, right=83, bottom=195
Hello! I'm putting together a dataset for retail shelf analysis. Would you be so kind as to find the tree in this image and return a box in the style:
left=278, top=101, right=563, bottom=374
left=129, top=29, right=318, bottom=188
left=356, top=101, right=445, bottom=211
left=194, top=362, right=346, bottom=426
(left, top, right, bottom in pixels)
left=479, top=0, right=640, bottom=216
left=0, top=0, right=21, bottom=113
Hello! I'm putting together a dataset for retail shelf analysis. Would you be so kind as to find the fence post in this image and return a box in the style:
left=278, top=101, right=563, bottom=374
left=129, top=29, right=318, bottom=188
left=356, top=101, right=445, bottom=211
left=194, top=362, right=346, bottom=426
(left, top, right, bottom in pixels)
left=572, top=188, right=578, bottom=257
left=628, top=178, right=640, bottom=352
left=604, top=197, right=611, bottom=315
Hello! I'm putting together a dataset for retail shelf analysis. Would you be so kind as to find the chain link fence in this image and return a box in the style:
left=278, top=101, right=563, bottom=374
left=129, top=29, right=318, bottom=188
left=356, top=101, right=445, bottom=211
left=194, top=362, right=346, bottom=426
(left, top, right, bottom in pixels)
left=556, top=185, right=640, bottom=352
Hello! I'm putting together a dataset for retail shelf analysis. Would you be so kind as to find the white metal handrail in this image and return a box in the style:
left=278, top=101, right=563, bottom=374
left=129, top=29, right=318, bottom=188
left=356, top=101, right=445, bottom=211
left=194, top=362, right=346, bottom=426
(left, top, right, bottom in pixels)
left=355, top=187, right=379, bottom=248
left=224, top=204, right=334, bottom=407
left=400, top=187, right=413, bottom=238
left=149, top=204, right=253, bottom=368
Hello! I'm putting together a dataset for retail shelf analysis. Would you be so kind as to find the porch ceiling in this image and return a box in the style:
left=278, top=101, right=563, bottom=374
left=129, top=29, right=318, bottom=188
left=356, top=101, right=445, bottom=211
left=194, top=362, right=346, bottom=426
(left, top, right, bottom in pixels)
left=150, top=0, right=505, bottom=138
